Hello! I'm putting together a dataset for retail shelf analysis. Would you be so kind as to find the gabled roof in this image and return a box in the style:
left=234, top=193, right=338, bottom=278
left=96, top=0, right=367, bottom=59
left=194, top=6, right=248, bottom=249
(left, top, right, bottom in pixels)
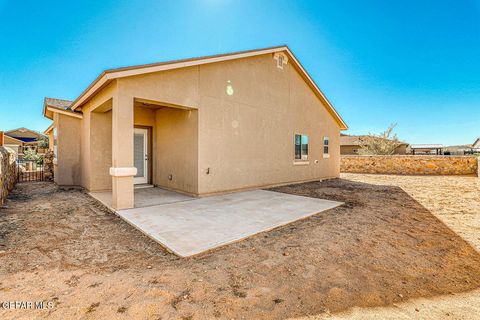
left=67, top=45, right=347, bottom=130
left=44, top=123, right=54, bottom=134
left=3, top=135, right=24, bottom=145
left=5, top=127, right=46, bottom=140
left=43, top=97, right=82, bottom=120
left=45, top=97, right=72, bottom=110
left=473, top=137, right=480, bottom=148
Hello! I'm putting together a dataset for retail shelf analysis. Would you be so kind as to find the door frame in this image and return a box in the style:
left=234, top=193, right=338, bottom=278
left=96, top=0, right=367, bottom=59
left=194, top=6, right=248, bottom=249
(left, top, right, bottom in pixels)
left=133, top=126, right=152, bottom=185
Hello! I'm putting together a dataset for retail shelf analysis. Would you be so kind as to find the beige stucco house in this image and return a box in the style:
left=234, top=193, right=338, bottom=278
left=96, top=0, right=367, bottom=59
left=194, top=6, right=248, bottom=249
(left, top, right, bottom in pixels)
left=2, top=127, right=48, bottom=155
left=43, top=46, right=347, bottom=209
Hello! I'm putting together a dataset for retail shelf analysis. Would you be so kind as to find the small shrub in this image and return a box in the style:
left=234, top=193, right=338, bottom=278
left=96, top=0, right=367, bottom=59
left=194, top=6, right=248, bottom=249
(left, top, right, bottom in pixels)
left=358, top=124, right=403, bottom=155
left=23, top=148, right=43, bottom=165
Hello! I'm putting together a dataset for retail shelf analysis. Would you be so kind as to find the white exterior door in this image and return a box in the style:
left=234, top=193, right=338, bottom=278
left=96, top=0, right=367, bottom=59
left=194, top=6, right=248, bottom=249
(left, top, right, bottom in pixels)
left=134, top=128, right=148, bottom=184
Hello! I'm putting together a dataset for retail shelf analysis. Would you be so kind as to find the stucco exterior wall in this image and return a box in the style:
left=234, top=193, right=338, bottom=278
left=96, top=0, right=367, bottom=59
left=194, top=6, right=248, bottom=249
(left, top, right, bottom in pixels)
left=89, top=110, right=112, bottom=191
left=196, top=55, right=340, bottom=194
left=341, top=155, right=479, bottom=176
left=53, top=52, right=343, bottom=198
left=154, top=108, right=198, bottom=193
left=79, top=81, right=117, bottom=190
left=55, top=113, right=81, bottom=186
left=119, top=53, right=341, bottom=195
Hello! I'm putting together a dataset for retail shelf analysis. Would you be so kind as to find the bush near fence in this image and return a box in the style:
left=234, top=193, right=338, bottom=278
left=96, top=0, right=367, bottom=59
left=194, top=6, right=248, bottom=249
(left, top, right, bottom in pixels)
left=341, top=155, right=479, bottom=176
left=0, top=146, right=17, bottom=205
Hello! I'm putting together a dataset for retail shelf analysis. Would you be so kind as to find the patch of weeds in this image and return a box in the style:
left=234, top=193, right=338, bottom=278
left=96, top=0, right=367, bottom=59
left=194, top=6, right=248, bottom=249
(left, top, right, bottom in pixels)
left=88, top=282, right=102, bottom=288
left=65, top=275, right=80, bottom=287
left=273, top=298, right=284, bottom=304
left=117, top=306, right=128, bottom=313
left=86, top=302, right=100, bottom=313
left=171, top=290, right=190, bottom=310
left=232, top=288, right=247, bottom=298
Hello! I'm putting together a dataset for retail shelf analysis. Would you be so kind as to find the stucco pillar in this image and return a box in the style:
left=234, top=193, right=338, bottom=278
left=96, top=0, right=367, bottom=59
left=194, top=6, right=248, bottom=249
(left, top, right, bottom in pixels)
left=110, top=92, right=136, bottom=210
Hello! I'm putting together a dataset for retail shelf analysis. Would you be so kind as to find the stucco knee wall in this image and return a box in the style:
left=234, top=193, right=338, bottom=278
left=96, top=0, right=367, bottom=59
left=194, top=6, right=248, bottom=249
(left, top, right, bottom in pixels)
left=55, top=114, right=82, bottom=186
left=0, top=147, right=17, bottom=205
left=341, top=155, right=479, bottom=176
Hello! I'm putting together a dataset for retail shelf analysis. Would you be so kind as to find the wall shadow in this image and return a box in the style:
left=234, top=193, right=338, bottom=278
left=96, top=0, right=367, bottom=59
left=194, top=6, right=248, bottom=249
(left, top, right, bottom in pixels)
left=2, top=179, right=480, bottom=319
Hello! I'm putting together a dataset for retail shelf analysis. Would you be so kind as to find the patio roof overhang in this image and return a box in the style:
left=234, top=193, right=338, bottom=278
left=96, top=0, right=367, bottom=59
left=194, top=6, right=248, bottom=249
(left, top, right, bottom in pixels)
left=43, top=105, right=83, bottom=120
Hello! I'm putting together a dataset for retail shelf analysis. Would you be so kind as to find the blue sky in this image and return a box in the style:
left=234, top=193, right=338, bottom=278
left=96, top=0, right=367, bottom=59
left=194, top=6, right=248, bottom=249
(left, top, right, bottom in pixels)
left=0, top=0, right=479, bottom=145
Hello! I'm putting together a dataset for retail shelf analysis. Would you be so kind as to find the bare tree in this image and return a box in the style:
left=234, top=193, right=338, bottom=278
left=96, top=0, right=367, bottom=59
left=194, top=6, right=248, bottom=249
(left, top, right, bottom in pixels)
left=358, top=124, right=401, bottom=155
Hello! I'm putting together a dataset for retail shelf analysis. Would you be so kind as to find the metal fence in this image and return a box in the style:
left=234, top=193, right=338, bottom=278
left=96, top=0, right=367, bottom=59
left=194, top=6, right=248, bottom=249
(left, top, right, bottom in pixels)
left=17, top=159, right=44, bottom=182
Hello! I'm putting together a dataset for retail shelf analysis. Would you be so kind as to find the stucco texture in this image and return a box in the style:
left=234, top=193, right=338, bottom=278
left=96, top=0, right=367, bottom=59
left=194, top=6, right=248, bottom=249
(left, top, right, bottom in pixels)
left=52, top=51, right=344, bottom=202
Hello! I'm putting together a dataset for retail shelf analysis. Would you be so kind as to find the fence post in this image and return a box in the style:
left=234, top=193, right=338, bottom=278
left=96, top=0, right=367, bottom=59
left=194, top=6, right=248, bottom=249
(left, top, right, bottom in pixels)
left=0, top=131, right=4, bottom=146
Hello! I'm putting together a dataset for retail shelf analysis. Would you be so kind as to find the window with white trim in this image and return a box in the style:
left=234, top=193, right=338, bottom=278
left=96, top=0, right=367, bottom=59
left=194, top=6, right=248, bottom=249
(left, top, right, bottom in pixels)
left=323, top=136, right=329, bottom=155
left=295, top=134, right=308, bottom=160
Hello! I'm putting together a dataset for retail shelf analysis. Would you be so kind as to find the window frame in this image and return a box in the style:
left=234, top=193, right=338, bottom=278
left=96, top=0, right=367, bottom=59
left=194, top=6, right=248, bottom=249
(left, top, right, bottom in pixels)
left=323, top=136, right=330, bottom=158
left=294, top=133, right=309, bottom=161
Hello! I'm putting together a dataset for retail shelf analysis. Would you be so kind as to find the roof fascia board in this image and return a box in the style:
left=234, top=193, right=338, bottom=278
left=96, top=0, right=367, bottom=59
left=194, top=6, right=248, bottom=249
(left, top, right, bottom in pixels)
left=44, top=123, right=54, bottom=134
left=4, top=135, right=24, bottom=144
left=71, top=47, right=284, bottom=111
left=46, top=106, right=83, bottom=119
left=69, top=45, right=348, bottom=130
left=284, top=47, right=348, bottom=130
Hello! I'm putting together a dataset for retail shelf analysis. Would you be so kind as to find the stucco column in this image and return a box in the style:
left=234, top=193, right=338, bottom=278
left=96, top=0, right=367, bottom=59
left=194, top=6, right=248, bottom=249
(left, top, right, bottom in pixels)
left=110, top=92, right=136, bottom=210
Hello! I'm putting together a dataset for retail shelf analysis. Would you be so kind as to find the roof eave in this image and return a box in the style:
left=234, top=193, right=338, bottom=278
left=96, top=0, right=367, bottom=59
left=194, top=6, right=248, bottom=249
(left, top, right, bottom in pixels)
left=45, top=106, right=83, bottom=119
left=69, top=45, right=348, bottom=129
left=44, top=123, right=54, bottom=134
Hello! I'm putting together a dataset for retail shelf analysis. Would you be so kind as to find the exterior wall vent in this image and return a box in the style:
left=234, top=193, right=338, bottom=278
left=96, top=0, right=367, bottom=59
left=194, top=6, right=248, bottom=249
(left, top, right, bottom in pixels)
left=273, top=52, right=288, bottom=69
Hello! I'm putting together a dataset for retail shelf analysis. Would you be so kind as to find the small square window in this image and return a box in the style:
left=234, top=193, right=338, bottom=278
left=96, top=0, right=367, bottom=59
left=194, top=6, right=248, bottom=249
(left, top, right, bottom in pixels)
left=323, top=136, right=329, bottom=154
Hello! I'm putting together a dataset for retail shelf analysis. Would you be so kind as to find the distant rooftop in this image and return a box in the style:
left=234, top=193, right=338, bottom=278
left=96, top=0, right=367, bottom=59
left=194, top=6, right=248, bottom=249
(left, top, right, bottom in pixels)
left=410, top=144, right=443, bottom=149
left=44, top=97, right=73, bottom=111
left=340, top=134, right=408, bottom=146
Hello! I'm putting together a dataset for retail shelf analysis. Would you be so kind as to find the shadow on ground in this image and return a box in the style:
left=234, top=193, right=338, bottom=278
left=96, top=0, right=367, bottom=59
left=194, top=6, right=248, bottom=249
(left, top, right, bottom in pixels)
left=1, top=179, right=480, bottom=319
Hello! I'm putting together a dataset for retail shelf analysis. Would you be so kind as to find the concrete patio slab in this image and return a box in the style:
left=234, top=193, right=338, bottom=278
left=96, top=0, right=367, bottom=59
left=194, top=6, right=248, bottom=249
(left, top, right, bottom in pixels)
left=89, top=187, right=194, bottom=209
left=117, top=189, right=343, bottom=257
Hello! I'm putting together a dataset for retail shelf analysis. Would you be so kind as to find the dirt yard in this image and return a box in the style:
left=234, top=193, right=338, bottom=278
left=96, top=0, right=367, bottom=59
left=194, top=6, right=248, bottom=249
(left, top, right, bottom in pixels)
left=1, top=174, right=480, bottom=319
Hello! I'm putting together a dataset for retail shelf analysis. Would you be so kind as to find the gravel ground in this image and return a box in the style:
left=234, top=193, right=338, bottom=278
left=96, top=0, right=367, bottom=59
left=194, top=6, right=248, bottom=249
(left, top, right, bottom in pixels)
left=0, top=175, right=479, bottom=320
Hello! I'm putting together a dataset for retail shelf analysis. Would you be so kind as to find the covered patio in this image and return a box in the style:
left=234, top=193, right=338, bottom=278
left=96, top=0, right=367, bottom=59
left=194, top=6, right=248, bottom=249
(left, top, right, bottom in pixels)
left=89, top=186, right=194, bottom=210
left=86, top=93, right=198, bottom=211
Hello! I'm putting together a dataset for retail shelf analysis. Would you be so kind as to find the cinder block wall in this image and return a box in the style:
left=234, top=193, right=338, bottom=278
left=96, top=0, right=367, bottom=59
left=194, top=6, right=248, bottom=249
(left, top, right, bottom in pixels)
left=341, top=155, right=479, bottom=176
left=0, top=147, right=17, bottom=205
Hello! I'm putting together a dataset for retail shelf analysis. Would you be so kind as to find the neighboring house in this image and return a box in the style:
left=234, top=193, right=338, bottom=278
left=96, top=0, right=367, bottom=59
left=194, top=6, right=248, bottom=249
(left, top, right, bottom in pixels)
left=4, top=127, right=48, bottom=155
left=43, top=46, right=348, bottom=210
left=410, top=144, right=444, bottom=155
left=444, top=137, right=480, bottom=155
left=472, top=138, right=480, bottom=151
left=340, top=134, right=408, bottom=155
left=2, top=134, right=24, bottom=154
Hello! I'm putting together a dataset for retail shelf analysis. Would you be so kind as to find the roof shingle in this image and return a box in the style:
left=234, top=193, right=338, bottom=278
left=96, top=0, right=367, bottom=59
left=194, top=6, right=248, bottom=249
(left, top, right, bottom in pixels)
left=44, top=97, right=73, bottom=111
